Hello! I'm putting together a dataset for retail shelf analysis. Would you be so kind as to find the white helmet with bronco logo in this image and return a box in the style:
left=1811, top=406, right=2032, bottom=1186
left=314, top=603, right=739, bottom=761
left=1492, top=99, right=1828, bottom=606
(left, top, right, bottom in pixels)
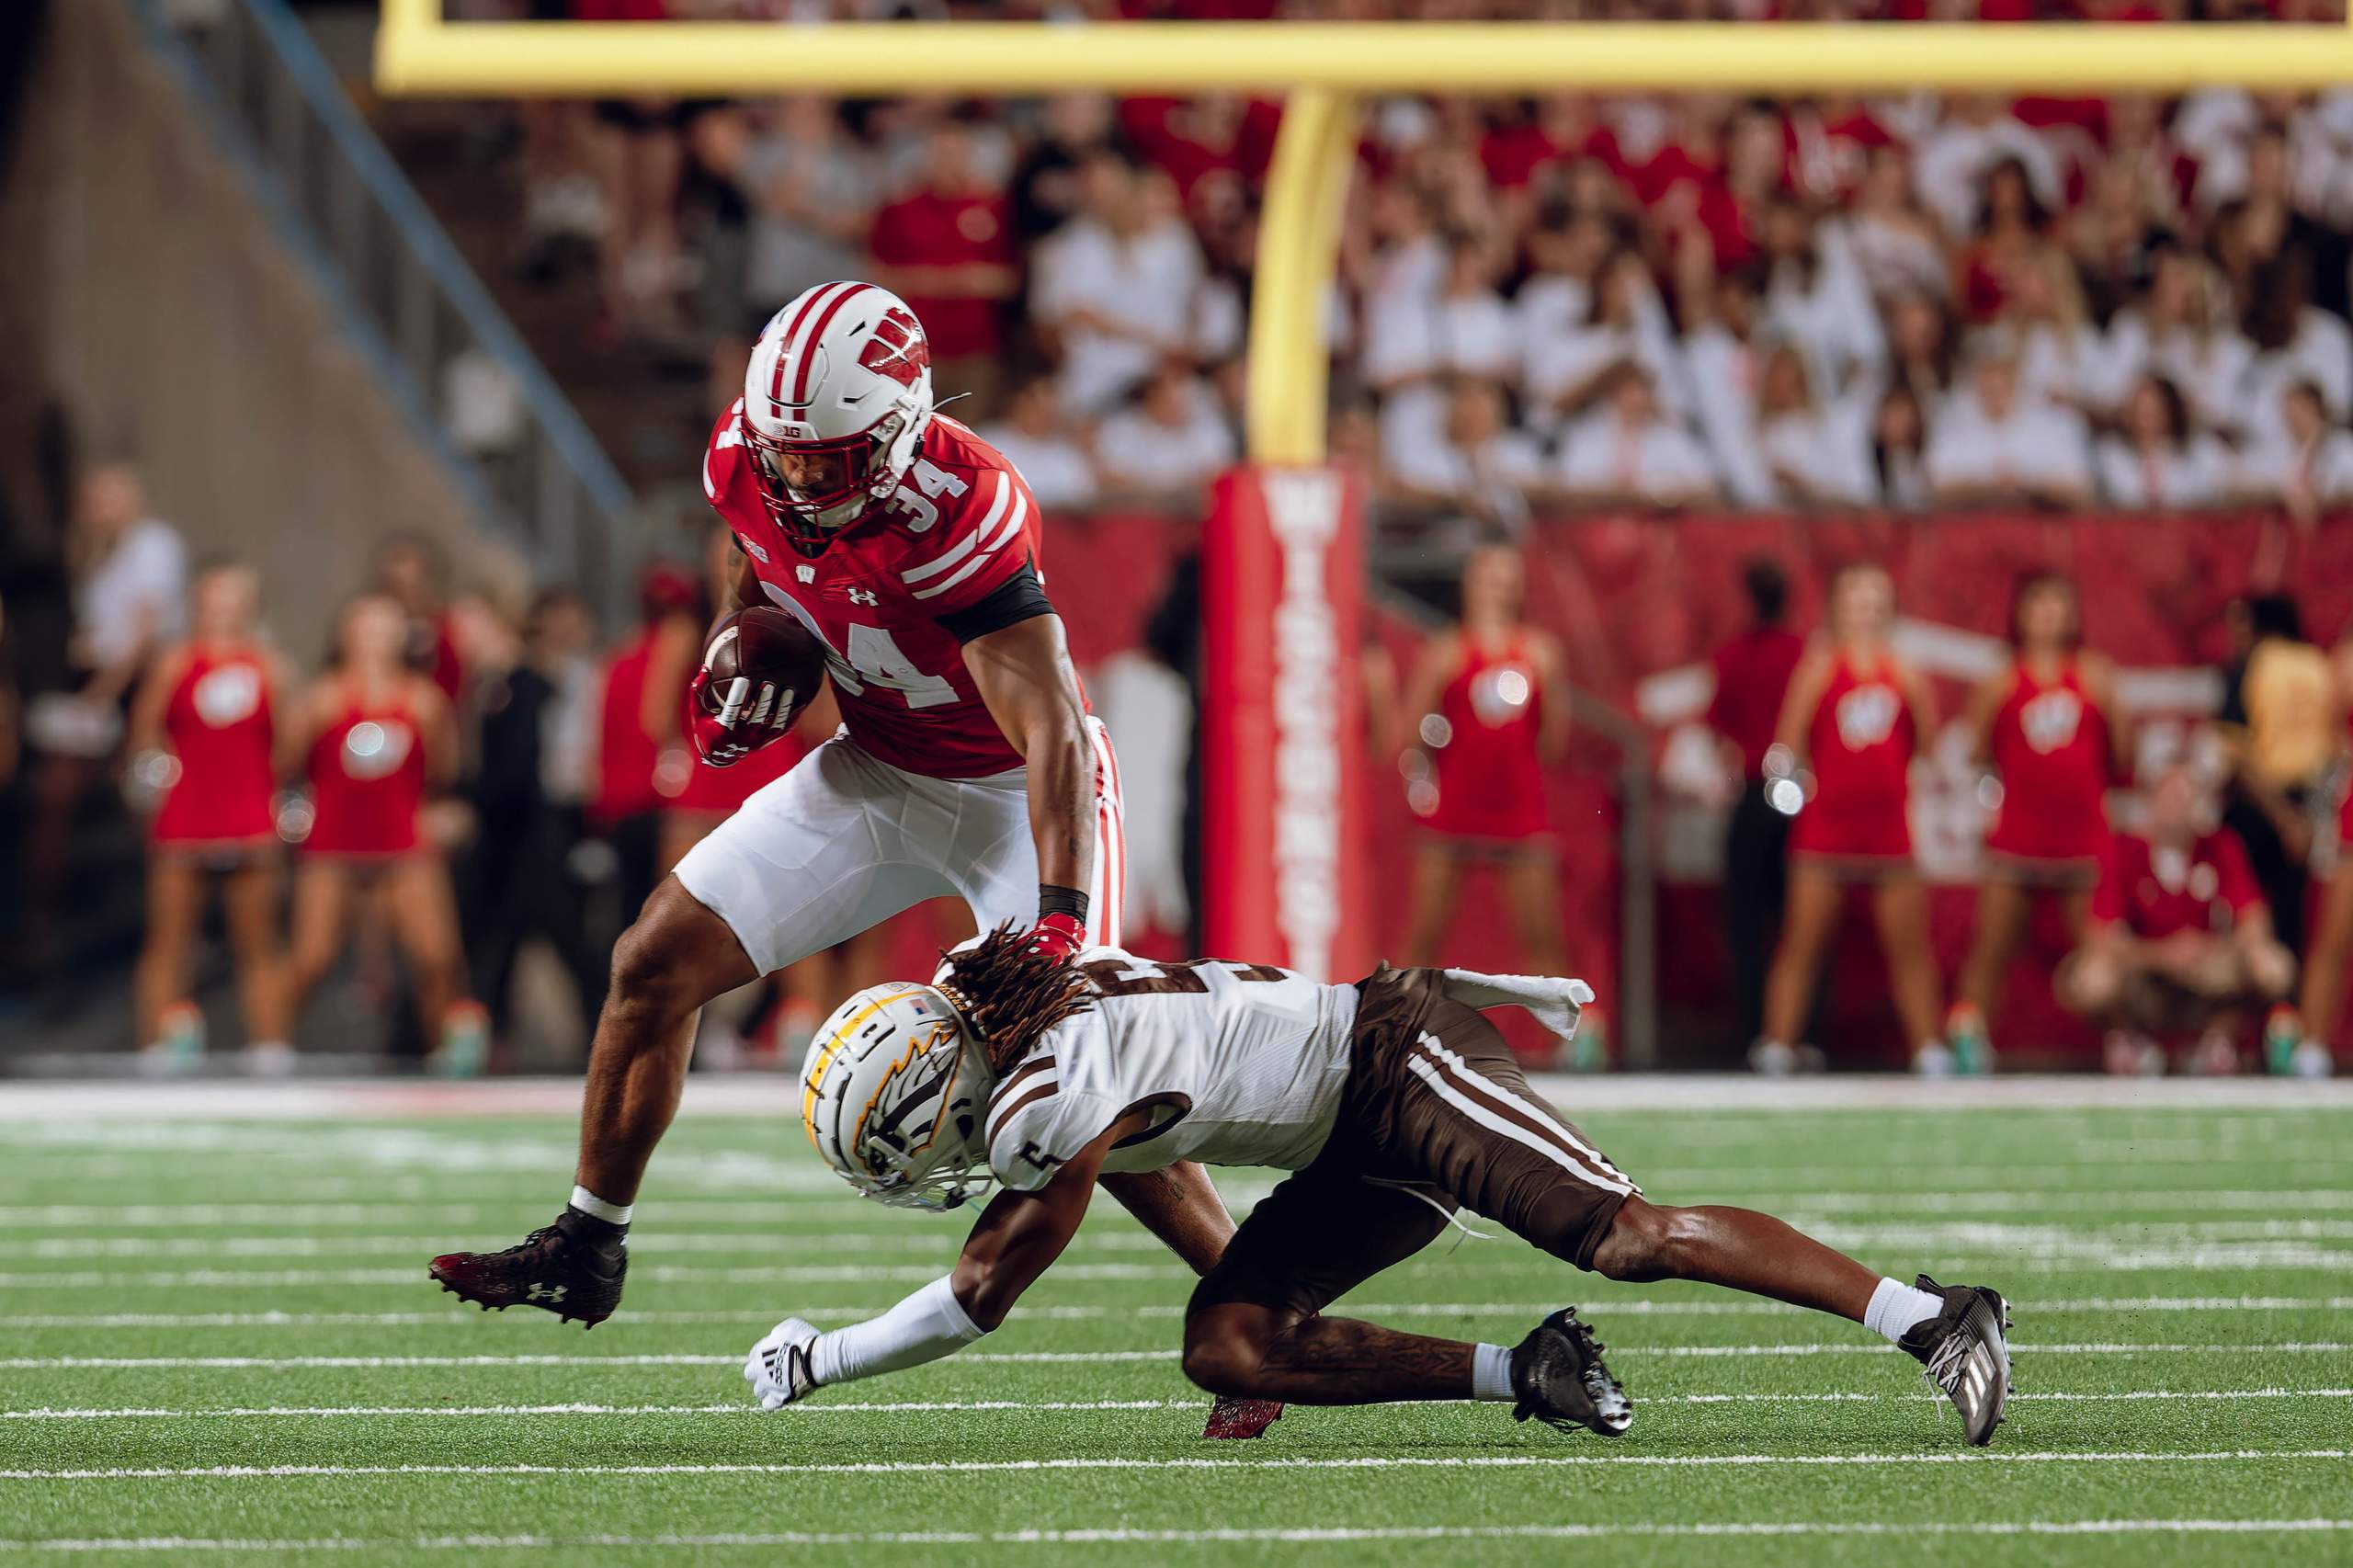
left=800, top=982, right=992, bottom=1211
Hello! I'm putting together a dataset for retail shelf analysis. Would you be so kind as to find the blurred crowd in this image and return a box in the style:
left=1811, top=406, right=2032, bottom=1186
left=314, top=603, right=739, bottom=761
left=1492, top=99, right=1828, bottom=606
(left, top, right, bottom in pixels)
left=443, top=0, right=2353, bottom=526
left=2, top=451, right=2349, bottom=1076
left=10, top=2, right=2353, bottom=1071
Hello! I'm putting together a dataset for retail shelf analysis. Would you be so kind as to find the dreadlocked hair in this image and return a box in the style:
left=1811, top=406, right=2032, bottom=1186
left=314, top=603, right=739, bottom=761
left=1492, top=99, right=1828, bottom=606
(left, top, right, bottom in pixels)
left=939, top=922, right=1097, bottom=1074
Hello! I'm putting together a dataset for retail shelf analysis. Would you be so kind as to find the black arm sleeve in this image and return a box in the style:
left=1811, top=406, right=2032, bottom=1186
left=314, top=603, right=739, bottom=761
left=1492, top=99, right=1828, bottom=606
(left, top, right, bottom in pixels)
left=936, top=562, right=1056, bottom=644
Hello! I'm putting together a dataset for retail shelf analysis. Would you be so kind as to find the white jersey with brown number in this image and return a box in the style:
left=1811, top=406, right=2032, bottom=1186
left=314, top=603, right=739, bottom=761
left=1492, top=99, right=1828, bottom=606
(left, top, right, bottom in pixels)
left=982, top=949, right=1362, bottom=1192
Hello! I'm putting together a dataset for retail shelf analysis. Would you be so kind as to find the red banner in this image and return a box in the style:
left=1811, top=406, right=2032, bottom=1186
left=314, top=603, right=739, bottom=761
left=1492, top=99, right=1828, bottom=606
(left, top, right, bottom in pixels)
left=1200, top=466, right=1374, bottom=981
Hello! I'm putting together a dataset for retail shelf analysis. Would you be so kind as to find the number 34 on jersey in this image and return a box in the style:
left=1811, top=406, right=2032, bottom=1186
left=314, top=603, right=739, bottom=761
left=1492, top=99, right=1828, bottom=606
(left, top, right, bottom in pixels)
left=702, top=403, right=1056, bottom=780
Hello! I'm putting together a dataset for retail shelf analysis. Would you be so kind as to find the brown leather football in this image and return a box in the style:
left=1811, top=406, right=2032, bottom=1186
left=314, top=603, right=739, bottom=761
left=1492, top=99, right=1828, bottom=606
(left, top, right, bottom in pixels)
left=701, top=605, right=827, bottom=726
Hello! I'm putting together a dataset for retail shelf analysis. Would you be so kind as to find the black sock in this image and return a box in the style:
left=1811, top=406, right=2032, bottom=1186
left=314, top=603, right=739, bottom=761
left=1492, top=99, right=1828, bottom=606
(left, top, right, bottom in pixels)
left=555, top=1205, right=628, bottom=1255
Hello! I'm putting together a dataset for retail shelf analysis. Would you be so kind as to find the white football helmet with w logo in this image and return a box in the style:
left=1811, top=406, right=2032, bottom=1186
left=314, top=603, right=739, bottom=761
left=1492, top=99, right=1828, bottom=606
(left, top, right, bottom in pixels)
left=801, top=983, right=993, bottom=1211
left=742, top=280, right=936, bottom=551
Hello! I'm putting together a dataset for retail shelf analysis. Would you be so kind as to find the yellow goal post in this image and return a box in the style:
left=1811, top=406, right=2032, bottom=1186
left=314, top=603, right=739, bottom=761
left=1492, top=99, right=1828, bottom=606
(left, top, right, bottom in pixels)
left=375, top=0, right=2353, bottom=464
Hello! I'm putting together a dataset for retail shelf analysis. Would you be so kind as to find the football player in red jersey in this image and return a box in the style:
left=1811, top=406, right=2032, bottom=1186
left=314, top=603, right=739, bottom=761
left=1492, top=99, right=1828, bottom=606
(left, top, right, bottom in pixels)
left=429, top=282, right=1260, bottom=1426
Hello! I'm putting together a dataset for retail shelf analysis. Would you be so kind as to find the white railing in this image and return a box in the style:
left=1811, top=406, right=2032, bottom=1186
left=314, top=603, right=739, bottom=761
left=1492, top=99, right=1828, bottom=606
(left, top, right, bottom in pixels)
left=131, top=0, right=641, bottom=625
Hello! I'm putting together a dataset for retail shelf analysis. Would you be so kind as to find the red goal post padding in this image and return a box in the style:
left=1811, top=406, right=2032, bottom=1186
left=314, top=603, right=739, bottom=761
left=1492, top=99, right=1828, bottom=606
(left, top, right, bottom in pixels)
left=1199, top=465, right=1376, bottom=982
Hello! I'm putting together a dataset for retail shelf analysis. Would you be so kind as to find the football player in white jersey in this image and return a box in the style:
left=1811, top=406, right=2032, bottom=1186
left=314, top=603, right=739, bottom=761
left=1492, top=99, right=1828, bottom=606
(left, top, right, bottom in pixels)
left=749, top=929, right=2017, bottom=1445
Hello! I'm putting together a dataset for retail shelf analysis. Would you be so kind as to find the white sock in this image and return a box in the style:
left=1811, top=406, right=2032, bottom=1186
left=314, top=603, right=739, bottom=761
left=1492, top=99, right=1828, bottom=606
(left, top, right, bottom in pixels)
left=1864, top=1277, right=1945, bottom=1343
left=1471, top=1341, right=1516, bottom=1402
left=569, top=1186, right=632, bottom=1227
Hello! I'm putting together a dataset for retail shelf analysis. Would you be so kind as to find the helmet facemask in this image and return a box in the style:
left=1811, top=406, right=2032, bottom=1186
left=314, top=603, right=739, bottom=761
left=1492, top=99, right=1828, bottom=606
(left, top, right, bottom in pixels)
left=737, top=283, right=937, bottom=557
left=745, top=412, right=909, bottom=556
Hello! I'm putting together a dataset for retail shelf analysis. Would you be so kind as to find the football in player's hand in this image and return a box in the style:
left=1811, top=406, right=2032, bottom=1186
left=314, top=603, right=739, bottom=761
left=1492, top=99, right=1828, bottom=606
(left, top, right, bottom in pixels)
left=701, top=606, right=826, bottom=727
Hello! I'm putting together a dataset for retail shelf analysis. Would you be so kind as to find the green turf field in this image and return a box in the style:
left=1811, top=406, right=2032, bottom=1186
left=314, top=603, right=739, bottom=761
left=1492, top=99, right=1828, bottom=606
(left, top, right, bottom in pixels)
left=3, top=1084, right=2349, bottom=1565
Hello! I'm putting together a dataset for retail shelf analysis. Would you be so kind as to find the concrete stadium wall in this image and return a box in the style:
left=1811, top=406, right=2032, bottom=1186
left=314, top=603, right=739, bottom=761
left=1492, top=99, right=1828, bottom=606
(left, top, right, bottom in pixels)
left=0, top=0, right=526, bottom=661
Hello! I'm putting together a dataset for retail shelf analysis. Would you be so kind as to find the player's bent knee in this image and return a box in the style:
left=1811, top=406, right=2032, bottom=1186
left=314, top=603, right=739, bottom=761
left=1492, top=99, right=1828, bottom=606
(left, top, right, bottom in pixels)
left=606, top=925, right=703, bottom=1023
left=1179, top=1307, right=1274, bottom=1397
left=606, top=880, right=753, bottom=1023
left=1588, top=1198, right=1686, bottom=1283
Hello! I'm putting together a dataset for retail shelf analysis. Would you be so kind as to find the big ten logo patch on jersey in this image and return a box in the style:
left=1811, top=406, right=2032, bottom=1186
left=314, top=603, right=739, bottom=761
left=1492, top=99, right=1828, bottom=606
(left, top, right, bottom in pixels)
left=2020, top=687, right=2084, bottom=755
left=1469, top=662, right=1536, bottom=727
left=1834, top=683, right=1901, bottom=750
left=340, top=719, right=415, bottom=780
left=193, top=664, right=262, bottom=727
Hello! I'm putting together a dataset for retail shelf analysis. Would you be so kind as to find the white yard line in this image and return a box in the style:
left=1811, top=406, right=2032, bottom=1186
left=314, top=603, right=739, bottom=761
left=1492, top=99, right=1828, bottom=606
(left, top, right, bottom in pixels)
left=17, top=1220, right=2353, bottom=1261
left=4, top=1449, right=2347, bottom=1481
left=9, top=1389, right=2347, bottom=1420
left=1, top=1521, right=2349, bottom=1550
left=6, top=1343, right=2346, bottom=1371
left=8, top=1294, right=2344, bottom=1332
left=6, top=1244, right=2353, bottom=1292
left=3, top=1073, right=2349, bottom=1123
left=5, top=1188, right=2352, bottom=1230
left=0, top=1401, right=1176, bottom=1419
left=0, top=1263, right=1191, bottom=1290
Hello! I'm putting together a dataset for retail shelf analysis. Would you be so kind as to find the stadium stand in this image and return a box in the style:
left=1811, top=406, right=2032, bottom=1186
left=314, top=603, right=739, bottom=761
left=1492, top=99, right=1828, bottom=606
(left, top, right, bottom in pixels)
left=4, top=0, right=2352, bottom=1076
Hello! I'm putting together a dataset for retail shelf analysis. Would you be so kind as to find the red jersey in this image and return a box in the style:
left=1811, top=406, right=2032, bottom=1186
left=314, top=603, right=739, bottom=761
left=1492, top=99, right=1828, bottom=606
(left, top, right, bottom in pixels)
left=1422, top=632, right=1549, bottom=842
left=702, top=408, right=1057, bottom=780
left=1790, top=651, right=1915, bottom=861
left=1706, top=625, right=1806, bottom=782
left=303, top=680, right=427, bottom=858
left=2092, top=829, right=2262, bottom=939
left=591, top=627, right=665, bottom=827
left=153, top=645, right=277, bottom=848
left=1983, top=661, right=2112, bottom=864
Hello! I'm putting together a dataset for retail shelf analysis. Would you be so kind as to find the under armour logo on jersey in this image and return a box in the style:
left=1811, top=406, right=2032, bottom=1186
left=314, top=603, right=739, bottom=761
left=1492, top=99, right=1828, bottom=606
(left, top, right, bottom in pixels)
left=797, top=564, right=816, bottom=584
left=848, top=587, right=878, bottom=606
left=526, top=1283, right=566, bottom=1303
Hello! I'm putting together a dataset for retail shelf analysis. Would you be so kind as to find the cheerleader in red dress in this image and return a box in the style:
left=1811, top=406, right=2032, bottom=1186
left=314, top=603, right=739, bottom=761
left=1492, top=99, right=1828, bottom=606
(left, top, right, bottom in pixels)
left=2292, top=639, right=2353, bottom=1078
left=1758, top=562, right=1945, bottom=1072
left=126, top=560, right=292, bottom=1066
left=1397, top=546, right=1572, bottom=1012
left=1949, top=574, right=2128, bottom=1068
left=282, top=591, right=482, bottom=1069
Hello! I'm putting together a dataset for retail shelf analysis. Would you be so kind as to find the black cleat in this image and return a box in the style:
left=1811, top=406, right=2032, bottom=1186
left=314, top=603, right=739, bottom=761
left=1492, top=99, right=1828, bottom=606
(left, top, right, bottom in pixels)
left=427, top=1211, right=626, bottom=1328
left=1509, top=1306, right=1631, bottom=1437
left=1899, top=1274, right=2012, bottom=1445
